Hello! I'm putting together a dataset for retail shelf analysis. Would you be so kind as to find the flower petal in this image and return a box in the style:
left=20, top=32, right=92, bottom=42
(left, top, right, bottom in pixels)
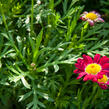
left=102, top=63, right=109, bottom=69
left=98, top=71, right=106, bottom=76
left=97, top=74, right=103, bottom=79
left=80, top=16, right=87, bottom=21
left=106, top=72, right=109, bottom=77
left=106, top=81, right=109, bottom=85
left=99, top=84, right=108, bottom=90
left=77, top=72, right=86, bottom=79
left=95, top=18, right=104, bottom=22
left=94, top=54, right=101, bottom=63
left=92, top=77, right=97, bottom=82
left=87, top=19, right=94, bottom=26
left=75, top=58, right=86, bottom=70
left=95, top=13, right=101, bottom=18
left=99, top=56, right=109, bottom=65
left=83, top=54, right=93, bottom=64
left=74, top=69, right=81, bottom=74
left=83, top=11, right=88, bottom=15
left=77, top=58, right=83, bottom=63
left=75, top=63, right=85, bottom=71
left=83, top=75, right=89, bottom=81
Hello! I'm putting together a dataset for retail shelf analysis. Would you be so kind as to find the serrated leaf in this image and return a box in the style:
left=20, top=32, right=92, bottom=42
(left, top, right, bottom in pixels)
left=9, top=75, right=22, bottom=83
left=37, top=91, right=54, bottom=102
left=37, top=101, right=46, bottom=108
left=19, top=91, right=32, bottom=102
left=26, top=102, right=34, bottom=109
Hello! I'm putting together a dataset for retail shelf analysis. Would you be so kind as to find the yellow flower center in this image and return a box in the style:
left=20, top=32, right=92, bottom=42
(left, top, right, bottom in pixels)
left=98, top=75, right=108, bottom=83
left=85, top=63, right=101, bottom=75
left=86, top=13, right=97, bottom=20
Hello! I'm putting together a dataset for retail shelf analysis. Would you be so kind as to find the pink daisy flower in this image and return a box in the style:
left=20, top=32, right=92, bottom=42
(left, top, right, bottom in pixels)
left=80, top=11, right=104, bottom=26
left=74, top=54, right=109, bottom=83
left=97, top=74, right=109, bottom=89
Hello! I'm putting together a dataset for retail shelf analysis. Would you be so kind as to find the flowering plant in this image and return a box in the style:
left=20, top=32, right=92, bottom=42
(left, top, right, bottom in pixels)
left=74, top=54, right=109, bottom=89
left=80, top=11, right=104, bottom=26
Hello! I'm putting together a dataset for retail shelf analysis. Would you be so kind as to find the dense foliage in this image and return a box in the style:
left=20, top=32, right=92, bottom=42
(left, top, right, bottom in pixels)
left=0, top=0, right=109, bottom=109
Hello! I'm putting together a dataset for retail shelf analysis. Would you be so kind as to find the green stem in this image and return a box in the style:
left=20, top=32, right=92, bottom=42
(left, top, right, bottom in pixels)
left=0, top=3, right=8, bottom=31
left=31, top=0, right=34, bottom=34
left=78, top=22, right=89, bottom=43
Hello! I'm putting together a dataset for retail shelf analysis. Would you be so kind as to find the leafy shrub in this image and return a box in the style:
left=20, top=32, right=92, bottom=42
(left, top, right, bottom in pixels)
left=0, top=0, right=109, bottom=109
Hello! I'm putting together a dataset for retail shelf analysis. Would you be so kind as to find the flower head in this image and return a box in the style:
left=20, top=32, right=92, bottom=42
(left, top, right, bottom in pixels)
left=74, top=54, right=109, bottom=83
left=80, top=11, right=104, bottom=26
left=97, top=74, right=109, bottom=89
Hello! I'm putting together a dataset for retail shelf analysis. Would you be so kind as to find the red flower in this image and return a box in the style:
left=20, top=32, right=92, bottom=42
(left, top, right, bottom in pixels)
left=74, top=54, right=109, bottom=83
left=97, top=75, right=109, bottom=89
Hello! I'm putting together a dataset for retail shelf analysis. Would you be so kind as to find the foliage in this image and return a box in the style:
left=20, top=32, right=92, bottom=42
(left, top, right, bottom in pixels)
left=0, top=0, right=109, bottom=109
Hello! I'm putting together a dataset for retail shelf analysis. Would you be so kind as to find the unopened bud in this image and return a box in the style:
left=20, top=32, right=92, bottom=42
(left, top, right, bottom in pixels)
left=31, top=63, right=35, bottom=67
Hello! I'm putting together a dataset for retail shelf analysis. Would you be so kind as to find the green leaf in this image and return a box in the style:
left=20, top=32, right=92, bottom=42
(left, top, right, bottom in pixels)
left=19, top=91, right=32, bottom=102
left=89, top=40, right=108, bottom=51
left=37, top=91, right=54, bottom=102
left=54, top=64, right=59, bottom=72
left=21, top=76, right=31, bottom=89
left=37, top=101, right=46, bottom=108
left=33, top=29, right=43, bottom=62
left=26, top=102, right=34, bottom=109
